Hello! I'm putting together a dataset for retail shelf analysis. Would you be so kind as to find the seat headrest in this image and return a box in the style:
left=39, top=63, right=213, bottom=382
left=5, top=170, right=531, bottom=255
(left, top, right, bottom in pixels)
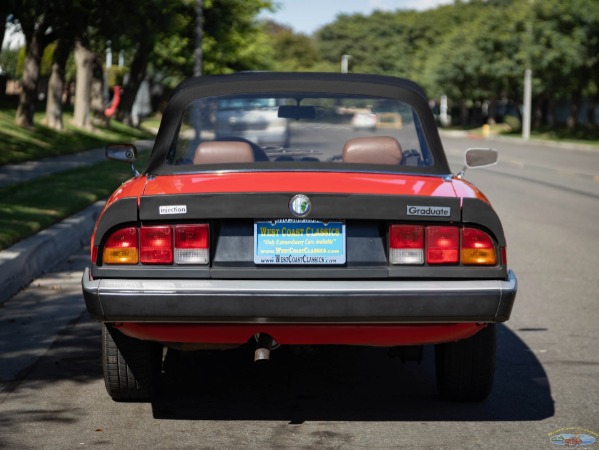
left=193, top=141, right=255, bottom=164
left=342, top=136, right=403, bottom=165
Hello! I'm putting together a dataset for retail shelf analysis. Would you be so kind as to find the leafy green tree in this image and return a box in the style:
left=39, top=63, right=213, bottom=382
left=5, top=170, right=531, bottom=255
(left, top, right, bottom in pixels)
left=314, top=0, right=599, bottom=129
left=151, top=0, right=275, bottom=91
left=528, top=0, right=599, bottom=127
left=0, top=2, right=18, bottom=60
left=422, top=2, right=529, bottom=124
left=111, top=0, right=180, bottom=124
left=0, top=48, right=18, bottom=79
left=10, top=0, right=110, bottom=128
left=11, top=1, right=65, bottom=127
left=44, top=39, right=71, bottom=130
left=202, top=0, right=274, bottom=73
left=265, top=22, right=321, bottom=71
left=317, top=13, right=391, bottom=75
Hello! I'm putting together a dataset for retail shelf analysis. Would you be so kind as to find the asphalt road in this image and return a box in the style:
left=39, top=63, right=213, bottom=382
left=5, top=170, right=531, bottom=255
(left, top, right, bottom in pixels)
left=1, top=134, right=598, bottom=449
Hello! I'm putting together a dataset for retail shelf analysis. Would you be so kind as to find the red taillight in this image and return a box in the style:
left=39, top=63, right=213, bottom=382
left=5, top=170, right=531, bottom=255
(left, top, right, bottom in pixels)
left=389, top=225, right=424, bottom=264
left=389, top=224, right=498, bottom=266
left=103, top=227, right=139, bottom=264
left=102, top=224, right=209, bottom=265
left=140, top=226, right=173, bottom=264
left=461, top=228, right=496, bottom=265
left=174, top=224, right=209, bottom=264
left=426, top=226, right=459, bottom=264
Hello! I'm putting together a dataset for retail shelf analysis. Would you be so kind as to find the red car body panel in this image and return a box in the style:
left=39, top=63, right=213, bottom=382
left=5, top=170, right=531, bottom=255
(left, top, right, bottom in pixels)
left=141, top=171, right=457, bottom=197
left=116, top=322, right=484, bottom=346
left=101, top=173, right=490, bottom=211
left=88, top=171, right=496, bottom=346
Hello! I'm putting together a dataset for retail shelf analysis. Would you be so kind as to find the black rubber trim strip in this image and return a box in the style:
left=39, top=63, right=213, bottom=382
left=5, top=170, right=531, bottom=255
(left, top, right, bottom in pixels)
left=153, top=163, right=444, bottom=176
left=81, top=269, right=104, bottom=318
left=387, top=266, right=507, bottom=279
left=94, top=197, right=139, bottom=247
left=139, top=193, right=461, bottom=222
left=461, top=198, right=506, bottom=246
left=91, top=265, right=506, bottom=280
left=91, top=266, right=211, bottom=279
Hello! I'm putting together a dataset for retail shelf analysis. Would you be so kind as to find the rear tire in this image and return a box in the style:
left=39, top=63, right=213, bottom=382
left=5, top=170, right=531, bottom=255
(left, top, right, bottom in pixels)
left=435, top=324, right=495, bottom=402
left=102, top=325, right=162, bottom=401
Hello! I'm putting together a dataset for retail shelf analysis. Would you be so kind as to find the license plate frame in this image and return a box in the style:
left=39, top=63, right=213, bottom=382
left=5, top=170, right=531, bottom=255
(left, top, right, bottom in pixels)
left=254, top=219, right=346, bottom=265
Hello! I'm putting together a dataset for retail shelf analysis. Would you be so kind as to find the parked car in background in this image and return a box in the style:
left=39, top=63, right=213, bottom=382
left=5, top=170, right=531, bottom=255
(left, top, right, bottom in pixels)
left=83, top=72, right=517, bottom=403
left=351, top=109, right=378, bottom=130
left=215, top=97, right=290, bottom=147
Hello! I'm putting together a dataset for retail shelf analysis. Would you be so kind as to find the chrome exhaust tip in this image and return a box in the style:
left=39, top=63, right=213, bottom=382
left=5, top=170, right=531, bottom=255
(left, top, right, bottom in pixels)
left=254, top=346, right=271, bottom=362
left=254, top=333, right=276, bottom=362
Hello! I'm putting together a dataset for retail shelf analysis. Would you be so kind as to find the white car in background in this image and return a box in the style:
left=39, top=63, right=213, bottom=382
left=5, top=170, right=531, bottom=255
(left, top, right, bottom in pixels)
left=351, top=110, right=378, bottom=130
left=215, top=98, right=290, bottom=147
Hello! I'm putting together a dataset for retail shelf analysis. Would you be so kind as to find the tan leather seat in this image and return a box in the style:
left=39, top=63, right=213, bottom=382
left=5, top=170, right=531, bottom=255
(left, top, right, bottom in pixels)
left=193, top=141, right=255, bottom=164
left=342, top=136, right=403, bottom=165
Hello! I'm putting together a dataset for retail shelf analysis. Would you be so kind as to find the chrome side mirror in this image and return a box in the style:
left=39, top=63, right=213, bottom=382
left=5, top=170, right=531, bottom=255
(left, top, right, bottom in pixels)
left=105, top=144, right=139, bottom=176
left=455, top=148, right=498, bottom=179
left=465, top=148, right=498, bottom=168
left=106, top=144, right=137, bottom=162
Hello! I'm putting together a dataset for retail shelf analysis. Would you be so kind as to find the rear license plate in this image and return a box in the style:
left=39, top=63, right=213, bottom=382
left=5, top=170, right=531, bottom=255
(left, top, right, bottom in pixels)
left=254, top=220, right=346, bottom=265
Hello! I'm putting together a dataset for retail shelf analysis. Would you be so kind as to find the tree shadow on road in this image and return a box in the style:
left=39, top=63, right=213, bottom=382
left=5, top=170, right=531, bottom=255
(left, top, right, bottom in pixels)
left=151, top=324, right=554, bottom=422
left=0, top=312, right=102, bottom=450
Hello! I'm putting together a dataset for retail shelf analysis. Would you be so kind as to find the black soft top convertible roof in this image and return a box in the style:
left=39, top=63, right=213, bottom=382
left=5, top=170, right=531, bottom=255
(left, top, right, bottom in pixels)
left=146, top=72, right=450, bottom=175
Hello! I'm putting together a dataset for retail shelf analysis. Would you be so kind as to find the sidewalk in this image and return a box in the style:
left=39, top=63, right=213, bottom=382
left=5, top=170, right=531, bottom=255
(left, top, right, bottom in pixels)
left=0, top=140, right=153, bottom=304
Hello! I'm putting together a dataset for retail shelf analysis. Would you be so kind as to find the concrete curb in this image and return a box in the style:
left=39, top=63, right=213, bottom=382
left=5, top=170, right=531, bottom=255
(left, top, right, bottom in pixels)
left=0, top=201, right=105, bottom=304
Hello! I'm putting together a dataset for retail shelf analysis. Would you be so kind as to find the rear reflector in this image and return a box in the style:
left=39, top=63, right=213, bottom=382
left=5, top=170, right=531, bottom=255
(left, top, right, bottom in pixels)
left=174, top=224, right=209, bottom=264
left=461, top=228, right=497, bottom=265
left=389, top=225, right=424, bottom=264
left=103, top=227, right=139, bottom=264
left=140, top=226, right=173, bottom=264
left=425, top=226, right=459, bottom=264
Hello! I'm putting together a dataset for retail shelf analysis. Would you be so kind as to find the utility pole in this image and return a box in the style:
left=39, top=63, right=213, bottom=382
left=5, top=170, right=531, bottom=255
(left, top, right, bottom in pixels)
left=523, top=69, right=532, bottom=140
left=194, top=0, right=203, bottom=77
left=522, top=0, right=534, bottom=140
left=341, top=54, right=351, bottom=74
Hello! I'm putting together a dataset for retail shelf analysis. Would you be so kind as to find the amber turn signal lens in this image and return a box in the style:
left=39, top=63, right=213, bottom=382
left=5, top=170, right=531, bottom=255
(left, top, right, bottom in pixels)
left=461, top=228, right=496, bottom=265
left=103, top=227, right=139, bottom=264
left=103, top=248, right=139, bottom=264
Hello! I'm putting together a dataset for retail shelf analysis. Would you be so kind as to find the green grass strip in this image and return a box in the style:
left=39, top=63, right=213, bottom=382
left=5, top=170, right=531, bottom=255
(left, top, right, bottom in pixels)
left=0, top=155, right=148, bottom=251
left=0, top=107, right=153, bottom=165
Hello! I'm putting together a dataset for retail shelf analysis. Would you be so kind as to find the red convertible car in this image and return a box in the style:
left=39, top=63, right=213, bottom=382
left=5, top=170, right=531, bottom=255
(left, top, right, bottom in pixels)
left=82, top=72, right=517, bottom=402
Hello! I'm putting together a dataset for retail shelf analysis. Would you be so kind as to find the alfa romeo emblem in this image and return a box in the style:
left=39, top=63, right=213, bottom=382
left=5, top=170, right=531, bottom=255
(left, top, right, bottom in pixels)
left=289, top=194, right=311, bottom=218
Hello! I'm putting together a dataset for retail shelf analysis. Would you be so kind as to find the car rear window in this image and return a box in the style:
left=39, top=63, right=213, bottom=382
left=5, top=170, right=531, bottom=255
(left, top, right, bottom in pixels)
left=167, top=93, right=434, bottom=169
